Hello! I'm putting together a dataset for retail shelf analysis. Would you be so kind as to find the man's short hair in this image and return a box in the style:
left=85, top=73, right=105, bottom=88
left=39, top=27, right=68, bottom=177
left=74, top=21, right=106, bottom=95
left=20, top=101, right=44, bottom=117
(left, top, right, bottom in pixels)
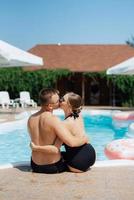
left=39, top=88, right=59, bottom=105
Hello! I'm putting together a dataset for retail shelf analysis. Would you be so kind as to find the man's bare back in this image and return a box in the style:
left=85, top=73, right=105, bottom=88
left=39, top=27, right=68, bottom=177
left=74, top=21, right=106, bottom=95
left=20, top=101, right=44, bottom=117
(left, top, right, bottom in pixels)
left=28, top=111, right=61, bottom=165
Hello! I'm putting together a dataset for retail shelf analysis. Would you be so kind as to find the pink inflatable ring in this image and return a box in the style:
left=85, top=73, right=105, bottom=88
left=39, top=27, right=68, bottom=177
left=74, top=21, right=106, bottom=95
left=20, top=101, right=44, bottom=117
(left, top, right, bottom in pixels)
left=112, top=112, right=134, bottom=121
left=105, top=139, right=134, bottom=160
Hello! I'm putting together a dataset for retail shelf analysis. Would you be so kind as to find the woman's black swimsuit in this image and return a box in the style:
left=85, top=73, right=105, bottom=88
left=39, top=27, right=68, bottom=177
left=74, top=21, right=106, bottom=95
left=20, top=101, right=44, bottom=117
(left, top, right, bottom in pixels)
left=31, top=158, right=67, bottom=174
left=62, top=113, right=96, bottom=171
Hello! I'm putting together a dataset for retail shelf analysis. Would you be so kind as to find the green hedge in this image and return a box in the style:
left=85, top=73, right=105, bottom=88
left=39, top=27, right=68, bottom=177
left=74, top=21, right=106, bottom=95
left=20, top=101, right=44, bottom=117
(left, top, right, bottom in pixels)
left=0, top=68, right=71, bottom=103
left=108, top=74, right=134, bottom=107
left=84, top=72, right=134, bottom=106
left=0, top=68, right=134, bottom=106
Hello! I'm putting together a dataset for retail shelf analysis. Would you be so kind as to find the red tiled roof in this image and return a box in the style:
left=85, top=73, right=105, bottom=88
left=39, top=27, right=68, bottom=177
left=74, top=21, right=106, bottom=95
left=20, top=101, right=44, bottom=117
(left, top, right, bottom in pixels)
left=28, top=44, right=134, bottom=72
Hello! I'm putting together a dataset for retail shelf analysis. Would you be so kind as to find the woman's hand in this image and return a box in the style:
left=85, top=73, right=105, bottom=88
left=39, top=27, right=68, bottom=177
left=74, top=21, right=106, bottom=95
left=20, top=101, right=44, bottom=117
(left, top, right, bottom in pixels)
left=30, top=142, right=36, bottom=150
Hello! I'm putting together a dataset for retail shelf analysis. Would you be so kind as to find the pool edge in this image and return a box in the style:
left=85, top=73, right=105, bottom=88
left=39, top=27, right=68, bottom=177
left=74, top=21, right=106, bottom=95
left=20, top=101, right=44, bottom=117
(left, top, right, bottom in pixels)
left=1, top=160, right=134, bottom=170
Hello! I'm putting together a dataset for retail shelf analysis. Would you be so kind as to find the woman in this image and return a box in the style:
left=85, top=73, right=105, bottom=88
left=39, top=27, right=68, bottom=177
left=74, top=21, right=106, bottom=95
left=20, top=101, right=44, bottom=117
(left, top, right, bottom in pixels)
left=31, top=92, right=96, bottom=172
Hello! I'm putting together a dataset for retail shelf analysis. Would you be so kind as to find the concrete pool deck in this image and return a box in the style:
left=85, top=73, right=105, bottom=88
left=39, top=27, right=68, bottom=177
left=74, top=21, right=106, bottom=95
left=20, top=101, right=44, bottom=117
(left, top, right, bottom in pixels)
left=0, top=162, right=134, bottom=200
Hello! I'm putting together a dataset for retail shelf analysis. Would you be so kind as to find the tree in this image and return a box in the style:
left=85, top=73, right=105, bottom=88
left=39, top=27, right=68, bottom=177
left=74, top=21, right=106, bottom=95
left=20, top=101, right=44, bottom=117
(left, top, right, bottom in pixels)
left=126, top=35, right=134, bottom=47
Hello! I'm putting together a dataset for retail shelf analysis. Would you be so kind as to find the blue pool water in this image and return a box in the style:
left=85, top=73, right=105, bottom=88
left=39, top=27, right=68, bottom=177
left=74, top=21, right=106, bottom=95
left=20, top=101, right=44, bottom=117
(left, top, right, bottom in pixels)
left=0, top=111, right=133, bottom=164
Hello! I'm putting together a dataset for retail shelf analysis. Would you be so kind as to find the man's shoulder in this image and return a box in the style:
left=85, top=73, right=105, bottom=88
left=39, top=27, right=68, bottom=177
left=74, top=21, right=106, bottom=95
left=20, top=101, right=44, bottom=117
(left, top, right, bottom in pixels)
left=28, top=112, right=60, bottom=126
left=28, top=111, right=39, bottom=120
left=39, top=112, right=58, bottom=122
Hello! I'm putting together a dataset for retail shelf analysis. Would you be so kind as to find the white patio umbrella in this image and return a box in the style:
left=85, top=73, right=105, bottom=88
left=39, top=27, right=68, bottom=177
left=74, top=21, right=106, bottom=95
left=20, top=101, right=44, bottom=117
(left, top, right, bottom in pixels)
left=0, top=40, right=43, bottom=67
left=106, top=56, right=134, bottom=106
left=106, top=57, right=134, bottom=75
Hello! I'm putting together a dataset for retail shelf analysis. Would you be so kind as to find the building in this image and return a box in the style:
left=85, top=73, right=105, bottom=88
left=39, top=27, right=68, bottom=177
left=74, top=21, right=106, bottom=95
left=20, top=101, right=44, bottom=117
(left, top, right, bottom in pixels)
left=28, top=44, right=134, bottom=106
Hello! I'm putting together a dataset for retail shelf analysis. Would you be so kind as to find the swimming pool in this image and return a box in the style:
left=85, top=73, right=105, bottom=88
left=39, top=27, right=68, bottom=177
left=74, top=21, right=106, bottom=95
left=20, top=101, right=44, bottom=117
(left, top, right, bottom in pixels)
left=0, top=110, right=133, bottom=165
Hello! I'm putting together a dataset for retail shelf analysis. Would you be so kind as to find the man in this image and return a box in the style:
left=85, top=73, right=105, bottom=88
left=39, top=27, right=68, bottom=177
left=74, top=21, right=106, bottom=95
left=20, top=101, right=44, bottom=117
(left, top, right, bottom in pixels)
left=28, top=88, right=87, bottom=173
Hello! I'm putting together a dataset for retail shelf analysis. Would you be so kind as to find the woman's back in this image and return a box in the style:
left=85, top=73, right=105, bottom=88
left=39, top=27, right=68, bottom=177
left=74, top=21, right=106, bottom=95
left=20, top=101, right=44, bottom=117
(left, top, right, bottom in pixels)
left=61, top=113, right=95, bottom=172
left=63, top=114, right=86, bottom=138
